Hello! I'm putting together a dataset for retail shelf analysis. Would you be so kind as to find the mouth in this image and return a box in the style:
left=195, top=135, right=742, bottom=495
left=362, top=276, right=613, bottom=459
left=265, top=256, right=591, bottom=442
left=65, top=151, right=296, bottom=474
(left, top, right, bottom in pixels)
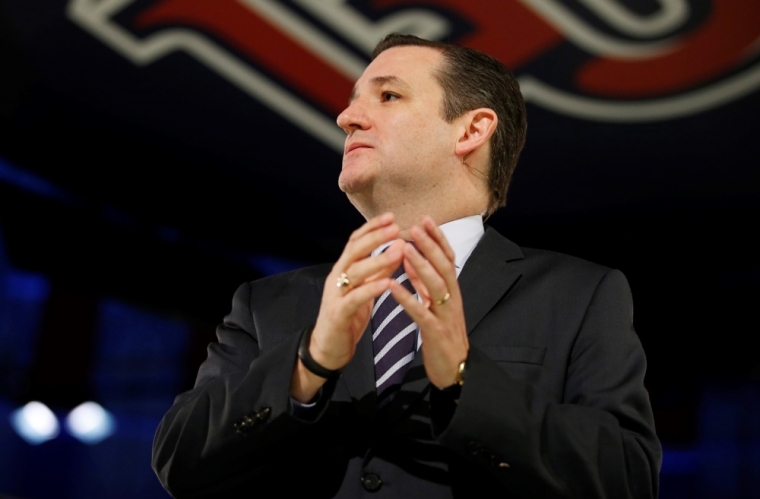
left=345, top=142, right=372, bottom=154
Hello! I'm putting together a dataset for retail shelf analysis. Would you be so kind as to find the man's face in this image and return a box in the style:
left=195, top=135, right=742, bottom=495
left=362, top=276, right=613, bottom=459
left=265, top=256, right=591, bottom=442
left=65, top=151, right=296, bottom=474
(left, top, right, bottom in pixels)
left=337, top=46, right=459, bottom=200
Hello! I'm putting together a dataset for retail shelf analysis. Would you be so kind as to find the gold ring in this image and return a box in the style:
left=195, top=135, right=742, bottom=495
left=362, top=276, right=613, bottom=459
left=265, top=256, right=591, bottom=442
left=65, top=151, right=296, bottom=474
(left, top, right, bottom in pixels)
left=336, top=272, right=351, bottom=288
left=433, top=292, right=451, bottom=306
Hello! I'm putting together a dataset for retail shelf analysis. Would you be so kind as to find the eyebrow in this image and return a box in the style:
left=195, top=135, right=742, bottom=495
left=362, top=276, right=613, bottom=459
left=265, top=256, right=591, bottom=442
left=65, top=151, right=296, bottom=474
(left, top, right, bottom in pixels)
left=348, top=75, right=411, bottom=104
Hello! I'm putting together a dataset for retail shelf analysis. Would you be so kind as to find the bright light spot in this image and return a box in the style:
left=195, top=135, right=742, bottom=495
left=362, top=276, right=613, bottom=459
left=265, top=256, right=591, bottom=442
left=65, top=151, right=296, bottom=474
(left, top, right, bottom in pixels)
left=65, top=401, right=115, bottom=444
left=10, top=401, right=60, bottom=445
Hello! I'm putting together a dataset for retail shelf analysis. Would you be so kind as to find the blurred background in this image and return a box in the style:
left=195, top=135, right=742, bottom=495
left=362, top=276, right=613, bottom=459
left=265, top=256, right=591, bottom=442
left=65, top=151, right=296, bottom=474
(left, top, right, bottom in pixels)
left=0, top=0, right=758, bottom=497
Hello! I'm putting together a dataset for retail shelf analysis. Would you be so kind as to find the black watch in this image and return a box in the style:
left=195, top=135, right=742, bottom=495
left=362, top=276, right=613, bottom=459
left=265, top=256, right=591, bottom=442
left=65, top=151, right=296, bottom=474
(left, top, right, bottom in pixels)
left=297, top=326, right=344, bottom=380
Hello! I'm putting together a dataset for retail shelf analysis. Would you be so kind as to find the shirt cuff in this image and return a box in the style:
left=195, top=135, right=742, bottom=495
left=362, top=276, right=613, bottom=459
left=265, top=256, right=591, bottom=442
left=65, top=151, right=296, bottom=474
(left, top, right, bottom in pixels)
left=289, top=388, right=323, bottom=421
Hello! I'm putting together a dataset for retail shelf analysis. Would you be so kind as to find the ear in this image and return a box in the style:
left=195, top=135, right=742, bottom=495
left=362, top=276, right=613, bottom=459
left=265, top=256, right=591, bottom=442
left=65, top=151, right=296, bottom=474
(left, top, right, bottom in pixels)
left=454, top=108, right=498, bottom=158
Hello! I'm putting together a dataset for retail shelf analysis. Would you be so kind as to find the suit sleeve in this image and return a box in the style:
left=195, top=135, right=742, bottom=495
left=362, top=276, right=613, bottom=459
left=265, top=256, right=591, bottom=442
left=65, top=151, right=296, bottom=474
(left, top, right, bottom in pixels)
left=436, top=269, right=661, bottom=498
left=151, top=282, right=335, bottom=498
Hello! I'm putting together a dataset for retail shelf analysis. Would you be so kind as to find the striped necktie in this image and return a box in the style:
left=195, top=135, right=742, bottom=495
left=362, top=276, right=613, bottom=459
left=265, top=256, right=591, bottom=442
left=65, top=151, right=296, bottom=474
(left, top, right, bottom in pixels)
left=372, top=264, right=418, bottom=405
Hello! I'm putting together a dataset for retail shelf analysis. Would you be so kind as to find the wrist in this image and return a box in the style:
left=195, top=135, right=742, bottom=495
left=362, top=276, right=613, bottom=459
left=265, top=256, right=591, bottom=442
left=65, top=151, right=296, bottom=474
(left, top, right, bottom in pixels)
left=436, top=359, right=467, bottom=390
left=290, top=359, right=326, bottom=404
left=309, top=323, right=352, bottom=371
left=299, top=326, right=346, bottom=379
left=429, top=359, right=467, bottom=390
left=454, top=359, right=466, bottom=386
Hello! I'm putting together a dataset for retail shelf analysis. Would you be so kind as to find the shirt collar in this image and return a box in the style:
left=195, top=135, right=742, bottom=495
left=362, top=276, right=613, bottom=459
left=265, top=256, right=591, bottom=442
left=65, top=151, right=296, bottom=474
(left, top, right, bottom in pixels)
left=371, top=215, right=484, bottom=275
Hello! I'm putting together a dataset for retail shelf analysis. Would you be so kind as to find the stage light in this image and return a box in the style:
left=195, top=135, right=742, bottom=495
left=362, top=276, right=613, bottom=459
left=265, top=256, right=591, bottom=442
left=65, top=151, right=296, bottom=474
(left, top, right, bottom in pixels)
left=65, top=401, right=115, bottom=444
left=10, top=401, right=60, bottom=445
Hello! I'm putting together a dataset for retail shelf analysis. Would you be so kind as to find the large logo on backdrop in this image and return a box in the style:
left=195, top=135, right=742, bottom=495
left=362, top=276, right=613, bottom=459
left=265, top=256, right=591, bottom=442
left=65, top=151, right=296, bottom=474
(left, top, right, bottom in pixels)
left=68, top=0, right=760, bottom=152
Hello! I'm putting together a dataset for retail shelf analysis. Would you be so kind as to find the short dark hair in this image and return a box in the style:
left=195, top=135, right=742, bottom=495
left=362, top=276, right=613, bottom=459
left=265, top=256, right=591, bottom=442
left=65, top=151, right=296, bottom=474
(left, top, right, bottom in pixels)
left=372, top=34, right=527, bottom=216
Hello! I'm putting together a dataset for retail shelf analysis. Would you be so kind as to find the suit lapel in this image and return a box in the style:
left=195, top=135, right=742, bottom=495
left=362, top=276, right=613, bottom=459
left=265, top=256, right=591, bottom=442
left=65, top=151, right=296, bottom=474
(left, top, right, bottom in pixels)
left=458, top=227, right=524, bottom=336
left=386, top=227, right=525, bottom=417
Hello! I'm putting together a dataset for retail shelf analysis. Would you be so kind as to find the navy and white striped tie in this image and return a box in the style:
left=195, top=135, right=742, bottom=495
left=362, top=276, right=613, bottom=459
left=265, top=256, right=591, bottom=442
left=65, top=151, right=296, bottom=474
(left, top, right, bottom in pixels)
left=372, top=264, right=418, bottom=405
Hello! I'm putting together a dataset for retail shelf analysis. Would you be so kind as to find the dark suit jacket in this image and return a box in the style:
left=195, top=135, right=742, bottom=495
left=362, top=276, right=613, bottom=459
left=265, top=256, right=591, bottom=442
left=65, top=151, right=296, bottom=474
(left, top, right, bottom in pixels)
left=152, top=227, right=661, bottom=498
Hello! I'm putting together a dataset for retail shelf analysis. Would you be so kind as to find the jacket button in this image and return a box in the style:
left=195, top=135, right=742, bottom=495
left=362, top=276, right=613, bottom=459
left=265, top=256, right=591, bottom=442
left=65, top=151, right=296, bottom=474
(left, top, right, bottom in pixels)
left=361, top=472, right=382, bottom=491
left=256, top=407, right=271, bottom=421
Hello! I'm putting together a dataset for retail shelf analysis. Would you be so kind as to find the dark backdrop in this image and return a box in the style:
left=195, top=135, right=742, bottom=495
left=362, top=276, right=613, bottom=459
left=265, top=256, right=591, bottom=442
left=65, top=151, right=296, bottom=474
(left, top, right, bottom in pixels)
left=1, top=1, right=759, bottom=497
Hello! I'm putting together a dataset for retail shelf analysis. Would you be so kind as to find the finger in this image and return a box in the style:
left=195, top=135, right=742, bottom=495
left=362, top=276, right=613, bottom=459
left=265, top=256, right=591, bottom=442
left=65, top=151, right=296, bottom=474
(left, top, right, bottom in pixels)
left=389, top=279, right=434, bottom=329
left=340, top=278, right=392, bottom=313
left=423, top=217, right=456, bottom=263
left=403, top=255, right=431, bottom=307
left=346, top=239, right=404, bottom=284
left=334, top=221, right=399, bottom=273
left=345, top=222, right=398, bottom=262
left=410, top=225, right=458, bottom=295
left=350, top=212, right=394, bottom=241
left=403, top=244, right=448, bottom=305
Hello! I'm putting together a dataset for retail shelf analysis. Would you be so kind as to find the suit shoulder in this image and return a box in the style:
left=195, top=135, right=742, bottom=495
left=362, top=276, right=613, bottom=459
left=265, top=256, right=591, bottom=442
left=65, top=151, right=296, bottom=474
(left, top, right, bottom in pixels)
left=517, top=247, right=621, bottom=288
left=481, top=227, right=619, bottom=286
left=520, top=247, right=610, bottom=271
left=508, top=248, right=634, bottom=326
left=238, top=263, right=332, bottom=300
left=223, top=263, right=330, bottom=334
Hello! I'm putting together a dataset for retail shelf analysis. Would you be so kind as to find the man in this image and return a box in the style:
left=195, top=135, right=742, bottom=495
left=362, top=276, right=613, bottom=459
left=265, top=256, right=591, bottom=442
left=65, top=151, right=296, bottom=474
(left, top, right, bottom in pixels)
left=152, top=34, right=661, bottom=498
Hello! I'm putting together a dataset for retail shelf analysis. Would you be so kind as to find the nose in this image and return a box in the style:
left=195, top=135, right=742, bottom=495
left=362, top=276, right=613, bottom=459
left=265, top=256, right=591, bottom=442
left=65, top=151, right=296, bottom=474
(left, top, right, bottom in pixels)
left=336, top=99, right=369, bottom=135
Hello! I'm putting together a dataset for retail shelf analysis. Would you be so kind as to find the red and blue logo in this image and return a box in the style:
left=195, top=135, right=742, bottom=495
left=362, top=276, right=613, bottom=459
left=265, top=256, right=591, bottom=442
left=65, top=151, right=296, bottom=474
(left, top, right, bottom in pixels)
left=67, top=0, right=760, bottom=151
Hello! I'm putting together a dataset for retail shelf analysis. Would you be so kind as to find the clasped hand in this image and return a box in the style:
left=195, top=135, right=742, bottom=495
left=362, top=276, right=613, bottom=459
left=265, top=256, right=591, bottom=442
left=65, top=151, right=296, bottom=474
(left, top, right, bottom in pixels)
left=291, top=213, right=469, bottom=403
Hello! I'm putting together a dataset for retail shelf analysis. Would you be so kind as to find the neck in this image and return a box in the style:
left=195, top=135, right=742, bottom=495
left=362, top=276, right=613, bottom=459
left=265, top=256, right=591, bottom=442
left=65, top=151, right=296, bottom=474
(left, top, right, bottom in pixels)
left=349, top=190, right=486, bottom=239
left=345, top=157, right=490, bottom=233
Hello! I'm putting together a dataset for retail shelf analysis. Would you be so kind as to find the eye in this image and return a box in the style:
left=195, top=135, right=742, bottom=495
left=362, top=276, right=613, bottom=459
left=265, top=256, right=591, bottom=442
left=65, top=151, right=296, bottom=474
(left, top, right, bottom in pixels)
left=381, top=91, right=400, bottom=102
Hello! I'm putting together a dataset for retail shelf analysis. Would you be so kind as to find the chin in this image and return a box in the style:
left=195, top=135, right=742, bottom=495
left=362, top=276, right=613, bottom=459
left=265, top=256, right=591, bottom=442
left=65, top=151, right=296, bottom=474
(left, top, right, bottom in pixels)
left=338, top=167, right=371, bottom=195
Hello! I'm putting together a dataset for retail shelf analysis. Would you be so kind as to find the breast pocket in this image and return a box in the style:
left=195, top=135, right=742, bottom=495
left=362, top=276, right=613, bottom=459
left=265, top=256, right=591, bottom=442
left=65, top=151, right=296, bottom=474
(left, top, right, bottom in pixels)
left=480, top=345, right=546, bottom=384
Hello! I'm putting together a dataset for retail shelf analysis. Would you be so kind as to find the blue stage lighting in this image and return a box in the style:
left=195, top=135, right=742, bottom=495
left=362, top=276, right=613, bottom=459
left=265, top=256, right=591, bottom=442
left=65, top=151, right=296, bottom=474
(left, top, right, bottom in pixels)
left=65, top=401, right=116, bottom=444
left=10, top=401, right=60, bottom=445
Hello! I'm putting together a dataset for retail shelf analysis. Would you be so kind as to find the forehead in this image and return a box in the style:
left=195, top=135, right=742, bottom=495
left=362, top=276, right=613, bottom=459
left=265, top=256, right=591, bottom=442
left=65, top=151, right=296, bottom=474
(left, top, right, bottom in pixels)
left=351, top=46, right=444, bottom=99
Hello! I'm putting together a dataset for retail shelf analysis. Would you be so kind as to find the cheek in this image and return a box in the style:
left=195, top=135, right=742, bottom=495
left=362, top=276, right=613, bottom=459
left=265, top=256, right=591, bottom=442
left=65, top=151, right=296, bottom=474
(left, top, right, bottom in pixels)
left=389, top=118, right=445, bottom=151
